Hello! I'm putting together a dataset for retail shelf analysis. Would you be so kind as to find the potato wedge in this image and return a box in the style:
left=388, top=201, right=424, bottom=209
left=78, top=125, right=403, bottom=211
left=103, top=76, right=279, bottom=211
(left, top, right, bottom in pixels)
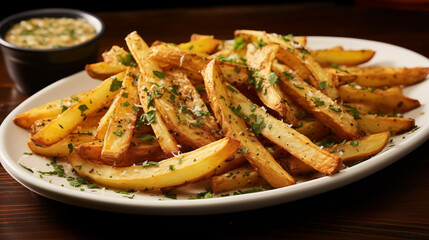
left=69, top=137, right=240, bottom=190
left=85, top=62, right=127, bottom=80
left=147, top=68, right=221, bottom=151
left=273, top=62, right=363, bottom=140
left=283, top=131, right=390, bottom=175
left=246, top=43, right=299, bottom=126
left=294, top=119, right=330, bottom=141
left=101, top=68, right=140, bottom=163
left=324, top=67, right=357, bottom=87
left=357, top=114, right=415, bottom=135
left=28, top=133, right=94, bottom=158
left=311, top=48, right=375, bottom=67
left=149, top=43, right=250, bottom=85
left=76, top=136, right=166, bottom=167
left=102, top=45, right=136, bottom=67
left=30, top=72, right=126, bottom=147
left=327, top=131, right=390, bottom=166
left=235, top=29, right=339, bottom=99
left=125, top=31, right=181, bottom=157
left=225, top=83, right=341, bottom=175
left=13, top=91, right=88, bottom=129
left=177, top=35, right=222, bottom=55
left=202, top=59, right=296, bottom=188
left=338, top=84, right=420, bottom=113
left=210, top=165, right=268, bottom=193
left=340, top=66, right=429, bottom=88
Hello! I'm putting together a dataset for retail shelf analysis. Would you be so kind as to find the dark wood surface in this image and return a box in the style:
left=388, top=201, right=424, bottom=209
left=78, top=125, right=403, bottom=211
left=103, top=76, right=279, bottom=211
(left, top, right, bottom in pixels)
left=1, top=2, right=429, bottom=239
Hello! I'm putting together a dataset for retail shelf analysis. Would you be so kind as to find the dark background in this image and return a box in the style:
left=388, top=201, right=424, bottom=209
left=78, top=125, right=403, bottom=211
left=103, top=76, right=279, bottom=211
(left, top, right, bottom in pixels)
left=1, top=0, right=428, bottom=21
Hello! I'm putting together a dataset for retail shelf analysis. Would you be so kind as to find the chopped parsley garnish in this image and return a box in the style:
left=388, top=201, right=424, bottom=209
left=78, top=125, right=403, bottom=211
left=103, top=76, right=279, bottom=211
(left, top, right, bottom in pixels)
left=109, top=77, right=123, bottom=92
left=137, top=134, right=154, bottom=144
left=233, top=37, right=245, bottom=50
left=249, top=114, right=266, bottom=134
left=268, top=72, right=279, bottom=85
left=153, top=70, right=165, bottom=79
left=331, top=64, right=349, bottom=73
left=118, top=52, right=137, bottom=67
left=78, top=104, right=89, bottom=116
left=137, top=110, right=157, bottom=125
left=113, top=129, right=123, bottom=137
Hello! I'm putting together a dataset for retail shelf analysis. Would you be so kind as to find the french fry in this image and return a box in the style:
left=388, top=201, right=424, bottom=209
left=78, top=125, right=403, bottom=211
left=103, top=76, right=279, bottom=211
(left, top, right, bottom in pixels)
left=273, top=62, right=363, bottom=140
left=325, top=67, right=357, bottom=87
left=209, top=165, right=268, bottom=193
left=92, top=93, right=119, bottom=140
left=125, top=31, right=181, bottom=157
left=147, top=67, right=221, bottom=151
left=30, top=71, right=126, bottom=147
left=149, top=43, right=250, bottom=85
left=357, top=114, right=415, bottom=135
left=85, top=62, right=127, bottom=80
left=294, top=119, right=330, bottom=141
left=102, top=45, right=136, bottom=66
left=76, top=136, right=166, bottom=167
left=235, top=29, right=339, bottom=99
left=225, top=83, right=341, bottom=175
left=13, top=91, right=88, bottom=129
left=177, top=35, right=222, bottom=55
left=202, top=59, right=296, bottom=188
left=246, top=43, right=299, bottom=126
left=101, top=68, right=140, bottom=163
left=69, top=137, right=240, bottom=190
left=327, top=131, right=390, bottom=166
left=311, top=47, right=376, bottom=67
left=28, top=110, right=105, bottom=157
left=338, top=84, right=420, bottom=113
left=339, top=66, right=429, bottom=87
left=282, top=131, right=391, bottom=175
left=28, top=133, right=94, bottom=157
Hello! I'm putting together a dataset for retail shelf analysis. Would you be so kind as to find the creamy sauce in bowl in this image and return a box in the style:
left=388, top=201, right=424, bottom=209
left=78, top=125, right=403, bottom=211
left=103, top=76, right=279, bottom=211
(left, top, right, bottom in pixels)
left=5, top=17, right=96, bottom=49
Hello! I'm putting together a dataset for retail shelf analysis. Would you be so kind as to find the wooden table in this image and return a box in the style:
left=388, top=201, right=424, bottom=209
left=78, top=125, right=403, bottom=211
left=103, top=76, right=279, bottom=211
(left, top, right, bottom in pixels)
left=1, top=2, right=429, bottom=239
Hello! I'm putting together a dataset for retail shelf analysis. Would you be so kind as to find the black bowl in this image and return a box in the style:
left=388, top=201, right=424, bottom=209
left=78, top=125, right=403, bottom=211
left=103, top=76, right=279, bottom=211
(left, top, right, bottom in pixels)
left=0, top=8, right=104, bottom=95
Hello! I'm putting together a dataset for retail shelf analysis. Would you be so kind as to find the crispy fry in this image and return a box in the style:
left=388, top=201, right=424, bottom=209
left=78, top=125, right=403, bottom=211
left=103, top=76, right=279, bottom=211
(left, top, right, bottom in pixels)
left=149, top=43, right=250, bottom=85
left=125, top=31, right=181, bottom=157
left=225, top=83, right=341, bottom=175
left=149, top=68, right=221, bottom=151
left=338, top=84, right=420, bottom=113
left=177, top=35, right=222, bottom=55
left=210, top=165, right=268, bottom=193
left=235, top=29, right=339, bottom=99
left=76, top=136, right=166, bottom=167
left=85, top=62, right=127, bottom=80
left=282, top=131, right=390, bottom=175
left=339, top=66, right=429, bottom=87
left=13, top=91, right=88, bottom=129
left=202, top=59, right=296, bottom=188
left=327, top=131, right=390, bottom=166
left=69, top=137, right=240, bottom=190
left=273, top=62, right=363, bottom=140
left=357, top=114, right=415, bottom=135
left=30, top=72, right=126, bottom=147
left=311, top=47, right=375, bottom=67
left=101, top=68, right=140, bottom=163
left=246, top=43, right=299, bottom=126
left=28, top=133, right=94, bottom=157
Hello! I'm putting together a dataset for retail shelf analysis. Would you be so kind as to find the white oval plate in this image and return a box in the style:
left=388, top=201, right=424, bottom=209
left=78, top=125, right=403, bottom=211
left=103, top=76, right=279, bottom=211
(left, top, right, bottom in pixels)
left=1, top=36, right=428, bottom=215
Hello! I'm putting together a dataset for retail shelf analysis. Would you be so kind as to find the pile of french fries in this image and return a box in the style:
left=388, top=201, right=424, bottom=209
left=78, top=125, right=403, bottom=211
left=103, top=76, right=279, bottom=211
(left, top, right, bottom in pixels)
left=14, top=30, right=428, bottom=195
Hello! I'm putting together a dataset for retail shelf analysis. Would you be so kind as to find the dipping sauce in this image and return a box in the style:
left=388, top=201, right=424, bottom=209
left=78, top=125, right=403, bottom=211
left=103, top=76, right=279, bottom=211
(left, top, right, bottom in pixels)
left=4, top=17, right=96, bottom=49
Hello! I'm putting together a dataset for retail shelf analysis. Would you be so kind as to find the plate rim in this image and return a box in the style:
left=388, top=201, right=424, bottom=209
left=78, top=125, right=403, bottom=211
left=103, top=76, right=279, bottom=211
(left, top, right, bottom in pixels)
left=1, top=36, right=429, bottom=215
